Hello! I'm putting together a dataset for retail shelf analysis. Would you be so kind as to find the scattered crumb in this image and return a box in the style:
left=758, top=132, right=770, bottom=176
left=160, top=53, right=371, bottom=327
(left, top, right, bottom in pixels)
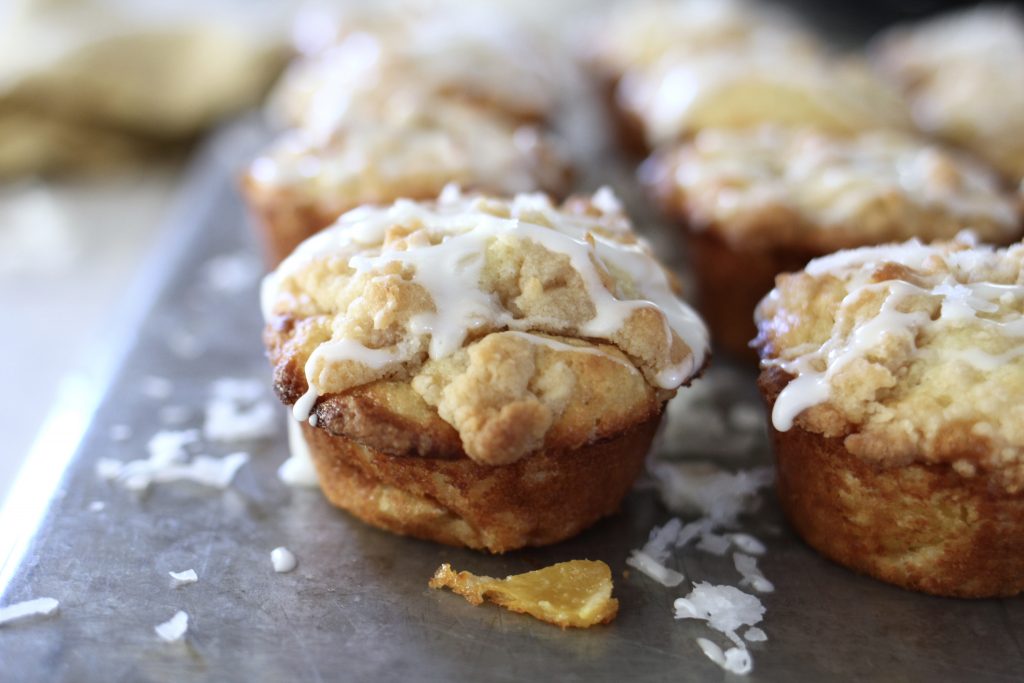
left=204, top=378, right=278, bottom=442
left=109, top=424, right=132, bottom=442
left=87, top=501, right=105, bottom=512
left=745, top=626, right=768, bottom=642
left=141, top=376, right=173, bottom=400
left=271, top=547, right=297, bottom=573
left=0, top=597, right=60, bottom=626
left=734, top=553, right=775, bottom=593
left=96, top=429, right=248, bottom=491
left=154, top=611, right=188, bottom=642
left=169, top=569, right=198, bottom=587
left=202, top=252, right=261, bottom=293
left=158, top=405, right=191, bottom=426
left=430, top=560, right=618, bottom=628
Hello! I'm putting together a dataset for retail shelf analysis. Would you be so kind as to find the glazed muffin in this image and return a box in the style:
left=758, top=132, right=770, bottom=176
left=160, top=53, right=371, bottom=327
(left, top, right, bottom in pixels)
left=242, top=99, right=572, bottom=264
left=261, top=187, right=710, bottom=552
left=584, top=0, right=814, bottom=155
left=644, top=126, right=1022, bottom=359
left=268, top=13, right=561, bottom=137
left=754, top=236, right=1024, bottom=597
left=617, top=48, right=911, bottom=152
left=871, top=5, right=1024, bottom=182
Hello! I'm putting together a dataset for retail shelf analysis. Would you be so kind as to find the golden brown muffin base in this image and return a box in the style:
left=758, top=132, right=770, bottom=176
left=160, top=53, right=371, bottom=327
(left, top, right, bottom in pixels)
left=691, top=231, right=816, bottom=363
left=242, top=181, right=347, bottom=267
left=300, top=414, right=660, bottom=553
left=759, top=368, right=1024, bottom=598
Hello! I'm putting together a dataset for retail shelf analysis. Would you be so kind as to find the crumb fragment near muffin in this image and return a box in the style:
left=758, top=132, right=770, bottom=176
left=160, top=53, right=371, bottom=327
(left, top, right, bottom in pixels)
left=429, top=560, right=619, bottom=628
left=262, top=188, right=709, bottom=465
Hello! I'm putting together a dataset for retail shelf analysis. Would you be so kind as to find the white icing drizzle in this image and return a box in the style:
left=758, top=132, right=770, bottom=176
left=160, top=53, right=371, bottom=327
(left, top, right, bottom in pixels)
left=768, top=240, right=1024, bottom=431
left=263, top=188, right=709, bottom=421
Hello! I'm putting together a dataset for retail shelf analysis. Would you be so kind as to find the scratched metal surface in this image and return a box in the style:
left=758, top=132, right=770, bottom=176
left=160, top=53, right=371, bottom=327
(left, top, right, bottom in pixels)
left=1, top=120, right=1022, bottom=683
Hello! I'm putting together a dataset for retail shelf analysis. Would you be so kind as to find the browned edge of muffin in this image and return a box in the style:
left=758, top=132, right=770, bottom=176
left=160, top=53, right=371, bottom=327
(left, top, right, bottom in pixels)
left=757, top=365, right=1024, bottom=598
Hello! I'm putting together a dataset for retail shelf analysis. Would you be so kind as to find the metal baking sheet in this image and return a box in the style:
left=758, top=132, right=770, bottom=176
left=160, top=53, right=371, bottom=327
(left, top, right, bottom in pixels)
left=1, top=120, right=1021, bottom=683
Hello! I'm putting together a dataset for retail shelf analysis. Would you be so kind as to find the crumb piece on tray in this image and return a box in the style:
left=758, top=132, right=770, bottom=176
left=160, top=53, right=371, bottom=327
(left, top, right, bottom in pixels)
left=429, top=560, right=618, bottom=628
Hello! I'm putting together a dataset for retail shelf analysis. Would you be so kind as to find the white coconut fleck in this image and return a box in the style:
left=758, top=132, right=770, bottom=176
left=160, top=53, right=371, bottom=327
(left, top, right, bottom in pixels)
left=97, top=429, right=248, bottom=491
left=109, top=424, right=132, bottom=442
left=202, top=251, right=261, bottom=293
left=87, top=501, right=106, bottom=512
left=271, top=547, right=297, bottom=573
left=745, top=626, right=768, bottom=642
left=674, top=582, right=765, bottom=645
left=204, top=378, right=278, bottom=442
left=651, top=462, right=773, bottom=525
left=695, top=532, right=732, bottom=556
left=626, top=550, right=685, bottom=587
left=723, top=646, right=754, bottom=675
left=734, top=553, right=775, bottom=593
left=154, top=611, right=188, bottom=642
left=159, top=405, right=191, bottom=426
left=696, top=637, right=725, bottom=667
left=0, top=597, right=60, bottom=626
left=728, top=533, right=766, bottom=556
left=169, top=569, right=198, bottom=587
left=141, top=376, right=173, bottom=400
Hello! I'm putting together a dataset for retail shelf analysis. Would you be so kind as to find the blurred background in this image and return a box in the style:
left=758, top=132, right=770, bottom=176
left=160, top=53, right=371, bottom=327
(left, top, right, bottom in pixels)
left=0, top=0, right=1006, bottom=503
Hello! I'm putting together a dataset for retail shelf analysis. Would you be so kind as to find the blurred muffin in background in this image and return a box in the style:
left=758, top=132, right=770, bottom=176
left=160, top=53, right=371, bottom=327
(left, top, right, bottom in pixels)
left=871, top=4, right=1024, bottom=182
left=245, top=2, right=579, bottom=265
left=0, top=0, right=288, bottom=177
left=242, top=98, right=572, bottom=264
left=644, top=126, right=1023, bottom=359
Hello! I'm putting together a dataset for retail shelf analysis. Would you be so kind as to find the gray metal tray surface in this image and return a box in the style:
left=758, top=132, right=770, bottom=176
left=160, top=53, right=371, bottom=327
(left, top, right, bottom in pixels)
left=1, top=122, right=1022, bottom=683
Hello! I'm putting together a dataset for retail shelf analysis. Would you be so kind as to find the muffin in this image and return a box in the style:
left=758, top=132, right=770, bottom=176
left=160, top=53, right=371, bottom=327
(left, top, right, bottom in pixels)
left=241, top=98, right=572, bottom=265
left=585, top=0, right=816, bottom=156
left=268, top=13, right=561, bottom=137
left=644, top=126, right=1022, bottom=359
left=754, top=235, right=1024, bottom=597
left=871, top=5, right=1024, bottom=182
left=617, top=47, right=911, bottom=152
left=261, top=187, right=710, bottom=552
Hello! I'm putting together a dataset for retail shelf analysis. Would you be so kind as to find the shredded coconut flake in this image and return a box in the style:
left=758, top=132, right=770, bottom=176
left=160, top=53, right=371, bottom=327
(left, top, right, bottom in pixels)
left=695, top=532, right=732, bottom=556
left=141, top=376, right=173, bottom=400
left=626, top=550, right=685, bottom=587
left=674, top=582, right=765, bottom=644
left=0, top=597, right=59, bottom=626
left=728, top=533, right=766, bottom=556
left=169, top=569, right=198, bottom=587
left=651, top=462, right=773, bottom=525
left=87, top=500, right=106, bottom=512
left=271, top=547, right=297, bottom=573
left=154, top=611, right=188, bottom=642
left=734, top=553, right=775, bottom=593
left=744, top=626, right=768, bottom=642
left=204, top=379, right=278, bottom=442
left=97, top=429, right=247, bottom=491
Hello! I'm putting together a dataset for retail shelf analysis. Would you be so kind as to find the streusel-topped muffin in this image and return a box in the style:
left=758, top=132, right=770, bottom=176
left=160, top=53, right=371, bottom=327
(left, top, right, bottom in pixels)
left=261, top=187, right=709, bottom=552
left=586, top=0, right=810, bottom=83
left=269, top=14, right=560, bottom=138
left=242, top=99, right=571, bottom=264
left=617, top=49, right=911, bottom=150
left=645, top=126, right=1022, bottom=358
left=872, top=5, right=1024, bottom=181
left=755, top=235, right=1024, bottom=597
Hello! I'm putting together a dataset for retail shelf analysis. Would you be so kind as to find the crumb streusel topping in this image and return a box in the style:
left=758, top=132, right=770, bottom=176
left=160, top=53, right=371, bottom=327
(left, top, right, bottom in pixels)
left=262, top=187, right=709, bottom=464
left=647, top=126, right=1020, bottom=249
left=756, top=235, right=1024, bottom=491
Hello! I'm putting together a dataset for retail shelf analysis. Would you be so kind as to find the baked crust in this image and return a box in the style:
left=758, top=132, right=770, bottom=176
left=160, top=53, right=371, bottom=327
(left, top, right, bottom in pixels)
left=301, top=414, right=659, bottom=553
left=645, top=127, right=1022, bottom=253
left=760, top=367, right=1024, bottom=597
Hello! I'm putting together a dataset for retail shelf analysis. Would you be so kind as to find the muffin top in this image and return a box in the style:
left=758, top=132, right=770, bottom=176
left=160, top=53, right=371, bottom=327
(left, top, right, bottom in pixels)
left=269, top=13, right=561, bottom=138
left=262, top=187, right=709, bottom=465
left=244, top=98, right=571, bottom=210
left=586, top=0, right=809, bottom=79
left=756, top=235, right=1024, bottom=492
left=645, top=126, right=1021, bottom=251
left=617, top=48, right=911, bottom=148
left=871, top=5, right=1024, bottom=180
